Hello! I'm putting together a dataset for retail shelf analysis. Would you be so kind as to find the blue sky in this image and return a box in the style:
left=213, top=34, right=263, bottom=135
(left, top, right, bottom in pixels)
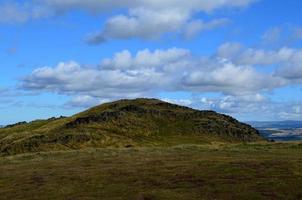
left=0, top=0, right=302, bottom=125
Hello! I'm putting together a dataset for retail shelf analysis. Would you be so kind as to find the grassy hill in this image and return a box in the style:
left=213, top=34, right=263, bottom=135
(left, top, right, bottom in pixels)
left=0, top=98, right=264, bottom=155
left=1, top=98, right=301, bottom=200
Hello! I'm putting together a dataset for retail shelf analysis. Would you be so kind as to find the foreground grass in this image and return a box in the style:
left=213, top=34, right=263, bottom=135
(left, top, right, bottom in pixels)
left=0, top=142, right=302, bottom=200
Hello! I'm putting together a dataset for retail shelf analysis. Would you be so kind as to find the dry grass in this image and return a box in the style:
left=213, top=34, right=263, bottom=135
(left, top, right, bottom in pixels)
left=0, top=142, right=301, bottom=200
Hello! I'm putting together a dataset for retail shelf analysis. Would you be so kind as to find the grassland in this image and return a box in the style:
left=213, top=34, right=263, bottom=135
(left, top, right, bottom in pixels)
left=1, top=142, right=301, bottom=200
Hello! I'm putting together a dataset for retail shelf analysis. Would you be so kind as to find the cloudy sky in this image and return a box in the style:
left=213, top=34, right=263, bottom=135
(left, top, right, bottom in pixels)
left=1, top=0, right=302, bottom=124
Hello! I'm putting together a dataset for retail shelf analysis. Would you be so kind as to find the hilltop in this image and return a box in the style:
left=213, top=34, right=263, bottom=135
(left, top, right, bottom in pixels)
left=0, top=98, right=264, bottom=155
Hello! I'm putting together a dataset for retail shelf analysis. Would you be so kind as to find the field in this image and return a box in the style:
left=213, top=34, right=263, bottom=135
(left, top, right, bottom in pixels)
left=1, top=142, right=302, bottom=200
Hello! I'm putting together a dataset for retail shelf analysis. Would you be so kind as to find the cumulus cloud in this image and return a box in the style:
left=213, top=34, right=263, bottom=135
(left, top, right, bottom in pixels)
left=87, top=8, right=190, bottom=43
left=217, top=42, right=243, bottom=60
left=271, top=102, right=302, bottom=121
left=22, top=61, right=158, bottom=99
left=164, top=95, right=302, bottom=121
left=21, top=47, right=287, bottom=102
left=259, top=26, right=302, bottom=48
left=43, top=0, right=256, bottom=13
left=86, top=10, right=230, bottom=44
left=22, top=49, right=193, bottom=98
left=0, top=0, right=257, bottom=48
left=217, top=43, right=296, bottom=65
left=275, top=51, right=302, bottom=81
left=207, top=94, right=268, bottom=113
left=216, top=43, right=302, bottom=83
left=217, top=43, right=302, bottom=80
left=182, top=60, right=285, bottom=95
left=86, top=5, right=234, bottom=43
left=164, top=94, right=268, bottom=114
left=19, top=46, right=302, bottom=120
left=64, top=95, right=110, bottom=108
left=101, top=48, right=191, bottom=70
left=236, top=47, right=294, bottom=65
left=0, top=0, right=256, bottom=42
left=183, top=18, right=229, bottom=39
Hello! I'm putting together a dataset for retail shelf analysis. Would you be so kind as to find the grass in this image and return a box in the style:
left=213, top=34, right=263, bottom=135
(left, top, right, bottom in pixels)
left=0, top=142, right=301, bottom=200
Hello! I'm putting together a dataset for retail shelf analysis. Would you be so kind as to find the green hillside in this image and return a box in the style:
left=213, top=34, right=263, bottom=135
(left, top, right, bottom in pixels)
left=0, top=98, right=264, bottom=155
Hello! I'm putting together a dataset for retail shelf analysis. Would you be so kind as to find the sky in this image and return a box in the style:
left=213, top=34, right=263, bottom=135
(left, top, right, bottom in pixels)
left=0, top=0, right=302, bottom=125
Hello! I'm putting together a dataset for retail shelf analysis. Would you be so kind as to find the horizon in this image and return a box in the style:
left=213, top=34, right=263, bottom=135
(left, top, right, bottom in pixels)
left=1, top=0, right=302, bottom=124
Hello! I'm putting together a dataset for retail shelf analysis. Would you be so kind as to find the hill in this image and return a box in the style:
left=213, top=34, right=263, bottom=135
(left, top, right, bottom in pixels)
left=247, top=121, right=302, bottom=129
left=247, top=121, right=302, bottom=142
left=0, top=98, right=264, bottom=155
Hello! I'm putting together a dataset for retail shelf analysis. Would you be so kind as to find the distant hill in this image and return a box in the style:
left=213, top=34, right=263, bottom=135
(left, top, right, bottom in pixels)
left=247, top=121, right=302, bottom=141
left=247, top=121, right=302, bottom=129
left=0, top=98, right=264, bottom=155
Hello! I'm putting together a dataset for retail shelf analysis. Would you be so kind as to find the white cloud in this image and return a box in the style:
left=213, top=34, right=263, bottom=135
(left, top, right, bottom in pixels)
left=158, top=94, right=281, bottom=121
left=74, top=0, right=255, bottom=43
left=0, top=0, right=256, bottom=42
left=101, top=8, right=189, bottom=40
left=22, top=57, right=167, bottom=99
left=101, top=48, right=191, bottom=70
left=217, top=43, right=296, bottom=65
left=217, top=42, right=242, bottom=60
left=19, top=46, right=302, bottom=120
left=183, top=18, right=229, bottom=39
left=86, top=9, right=230, bottom=43
left=275, top=62, right=302, bottom=82
left=182, top=60, right=285, bottom=95
left=64, top=95, right=110, bottom=108
left=278, top=104, right=302, bottom=120
left=217, top=43, right=302, bottom=82
left=162, top=94, right=302, bottom=121
left=22, top=48, right=287, bottom=100
left=238, top=48, right=295, bottom=65
left=44, top=0, right=256, bottom=13
left=259, top=26, right=302, bottom=47
left=217, top=43, right=302, bottom=83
